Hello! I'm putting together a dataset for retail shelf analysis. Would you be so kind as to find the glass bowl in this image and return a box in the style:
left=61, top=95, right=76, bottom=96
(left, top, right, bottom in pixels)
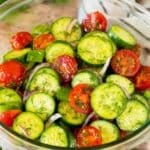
left=0, top=0, right=150, bottom=150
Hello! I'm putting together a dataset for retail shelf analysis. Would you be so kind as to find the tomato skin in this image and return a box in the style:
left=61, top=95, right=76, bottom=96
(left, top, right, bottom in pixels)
left=52, top=55, right=78, bottom=83
left=69, top=84, right=93, bottom=114
left=77, top=126, right=102, bottom=148
left=134, top=66, right=150, bottom=91
left=0, top=110, right=21, bottom=127
left=120, top=130, right=128, bottom=139
left=82, top=11, right=107, bottom=32
left=11, top=32, right=33, bottom=50
left=0, top=60, right=26, bottom=87
left=111, top=49, right=141, bottom=77
left=33, top=33, right=55, bottom=49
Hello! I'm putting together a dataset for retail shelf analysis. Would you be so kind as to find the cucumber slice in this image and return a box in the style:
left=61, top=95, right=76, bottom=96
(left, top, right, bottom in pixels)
left=46, top=41, right=74, bottom=63
left=91, top=83, right=127, bottom=119
left=32, top=24, right=50, bottom=37
left=58, top=101, right=86, bottom=125
left=77, top=36, right=113, bottom=65
left=28, top=73, right=60, bottom=96
left=143, top=89, right=150, bottom=99
left=56, top=87, right=71, bottom=101
left=91, top=120, right=120, bottom=144
left=85, top=31, right=117, bottom=54
left=106, top=74, right=135, bottom=95
left=26, top=50, right=45, bottom=63
left=108, top=25, right=136, bottom=48
left=51, top=17, right=82, bottom=43
left=25, top=92, right=56, bottom=121
left=40, top=124, right=69, bottom=147
left=3, top=48, right=31, bottom=62
left=132, top=94, right=149, bottom=110
left=71, top=70, right=100, bottom=88
left=0, top=88, right=22, bottom=105
left=13, top=112, right=44, bottom=140
left=0, top=102, right=22, bottom=112
left=35, top=67, right=60, bottom=81
left=116, top=100, right=149, bottom=131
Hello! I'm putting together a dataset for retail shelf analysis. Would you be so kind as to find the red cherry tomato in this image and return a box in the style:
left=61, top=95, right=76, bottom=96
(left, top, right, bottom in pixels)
left=0, top=60, right=26, bottom=87
left=82, top=11, right=107, bottom=32
left=111, top=49, right=141, bottom=77
left=0, top=110, right=21, bottom=127
left=134, top=66, right=150, bottom=90
left=11, top=32, right=33, bottom=50
left=33, top=33, right=55, bottom=50
left=52, top=55, right=78, bottom=83
left=77, top=126, right=102, bottom=148
left=69, top=84, right=93, bottom=114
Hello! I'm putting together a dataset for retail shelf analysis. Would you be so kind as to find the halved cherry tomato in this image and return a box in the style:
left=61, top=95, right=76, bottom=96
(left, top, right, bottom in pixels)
left=134, top=66, right=150, bottom=90
left=0, top=110, right=21, bottom=127
left=33, top=33, right=55, bottom=49
left=111, top=49, right=141, bottom=77
left=52, top=55, right=78, bottom=83
left=69, top=84, right=93, bottom=114
left=0, top=60, right=26, bottom=87
left=132, top=44, right=141, bottom=57
left=77, top=126, right=102, bottom=148
left=11, top=32, right=33, bottom=50
left=82, top=11, right=107, bottom=32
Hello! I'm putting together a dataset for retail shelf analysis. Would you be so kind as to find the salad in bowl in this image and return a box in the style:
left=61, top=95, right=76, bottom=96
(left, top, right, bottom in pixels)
left=0, top=0, right=149, bottom=150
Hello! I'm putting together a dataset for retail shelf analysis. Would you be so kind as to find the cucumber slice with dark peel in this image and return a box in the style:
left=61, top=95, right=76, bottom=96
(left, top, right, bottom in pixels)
left=28, top=73, right=60, bottom=96
left=143, top=89, right=150, bottom=99
left=106, top=74, right=135, bottom=95
left=51, top=17, right=82, bottom=43
left=132, top=94, right=149, bottom=110
left=91, top=83, right=127, bottom=119
left=3, top=48, right=31, bottom=62
left=58, top=101, right=87, bottom=126
left=77, top=36, right=113, bottom=65
left=85, top=31, right=117, bottom=54
left=46, top=41, right=74, bottom=63
left=40, top=124, right=69, bottom=147
left=116, top=100, right=149, bottom=131
left=91, top=120, right=120, bottom=144
left=108, top=25, right=136, bottom=48
left=0, top=88, right=22, bottom=105
left=71, top=70, right=100, bottom=88
left=25, top=92, right=56, bottom=121
left=13, top=112, right=44, bottom=140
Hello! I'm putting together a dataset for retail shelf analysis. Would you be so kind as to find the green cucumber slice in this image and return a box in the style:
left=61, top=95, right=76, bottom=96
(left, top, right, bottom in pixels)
left=25, top=92, right=56, bottom=121
left=71, top=70, right=100, bottom=88
left=77, top=36, right=113, bottom=65
left=13, top=112, right=44, bottom=140
left=91, top=120, right=120, bottom=144
left=40, top=124, right=69, bottom=147
left=58, top=101, right=86, bottom=125
left=108, top=25, right=136, bottom=48
left=116, top=100, right=149, bottom=131
left=106, top=74, right=135, bottom=95
left=46, top=41, right=74, bottom=63
left=51, top=17, right=82, bottom=43
left=91, top=83, right=127, bottom=119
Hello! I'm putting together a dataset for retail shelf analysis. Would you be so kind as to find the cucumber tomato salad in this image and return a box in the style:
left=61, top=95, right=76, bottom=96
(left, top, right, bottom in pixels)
left=0, top=11, right=150, bottom=148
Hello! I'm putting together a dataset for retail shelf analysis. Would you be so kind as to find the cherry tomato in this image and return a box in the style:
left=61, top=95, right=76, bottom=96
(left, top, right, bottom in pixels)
left=134, top=66, right=150, bottom=90
left=52, top=55, right=78, bottom=83
left=33, top=33, right=55, bottom=49
left=69, top=84, right=93, bottom=114
left=0, top=60, right=26, bottom=87
left=11, top=32, right=33, bottom=50
left=111, top=49, right=141, bottom=77
left=77, top=126, right=102, bottom=148
left=82, top=11, right=107, bottom=32
left=0, top=110, right=21, bottom=127
left=132, top=44, right=141, bottom=57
